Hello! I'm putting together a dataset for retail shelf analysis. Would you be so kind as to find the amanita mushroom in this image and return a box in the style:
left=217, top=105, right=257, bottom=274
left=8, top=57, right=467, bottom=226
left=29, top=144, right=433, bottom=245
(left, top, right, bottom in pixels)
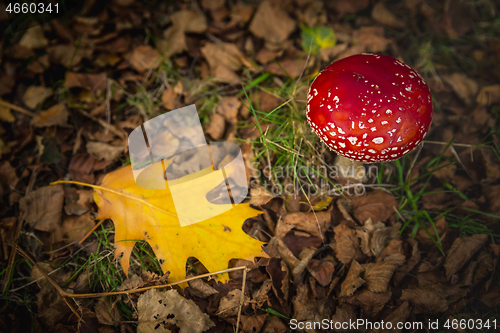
left=306, top=54, right=433, bottom=165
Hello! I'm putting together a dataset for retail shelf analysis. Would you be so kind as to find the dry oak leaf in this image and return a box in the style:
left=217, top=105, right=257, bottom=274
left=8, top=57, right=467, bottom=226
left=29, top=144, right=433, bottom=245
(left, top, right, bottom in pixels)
left=444, top=234, right=488, bottom=280
left=92, top=163, right=266, bottom=284
left=137, top=289, right=214, bottom=333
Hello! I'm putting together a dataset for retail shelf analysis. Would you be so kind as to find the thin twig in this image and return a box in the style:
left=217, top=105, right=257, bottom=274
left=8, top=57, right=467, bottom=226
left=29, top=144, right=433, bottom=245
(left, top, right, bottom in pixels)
left=77, top=109, right=125, bottom=139
left=235, top=267, right=248, bottom=333
left=79, top=219, right=105, bottom=244
left=14, top=246, right=248, bottom=300
left=15, top=244, right=83, bottom=321
left=50, top=180, right=181, bottom=221
left=0, top=99, right=35, bottom=117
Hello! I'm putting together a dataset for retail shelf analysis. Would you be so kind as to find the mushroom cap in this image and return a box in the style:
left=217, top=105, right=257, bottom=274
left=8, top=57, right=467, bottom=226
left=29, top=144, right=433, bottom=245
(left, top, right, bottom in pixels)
left=306, top=54, right=433, bottom=163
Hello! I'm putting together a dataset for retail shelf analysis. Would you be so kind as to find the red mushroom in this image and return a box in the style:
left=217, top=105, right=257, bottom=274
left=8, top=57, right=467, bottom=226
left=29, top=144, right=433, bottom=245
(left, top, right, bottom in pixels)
left=306, top=54, right=433, bottom=163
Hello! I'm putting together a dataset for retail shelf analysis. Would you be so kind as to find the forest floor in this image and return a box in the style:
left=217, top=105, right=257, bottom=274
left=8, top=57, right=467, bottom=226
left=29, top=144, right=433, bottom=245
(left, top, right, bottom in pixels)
left=0, top=0, right=499, bottom=332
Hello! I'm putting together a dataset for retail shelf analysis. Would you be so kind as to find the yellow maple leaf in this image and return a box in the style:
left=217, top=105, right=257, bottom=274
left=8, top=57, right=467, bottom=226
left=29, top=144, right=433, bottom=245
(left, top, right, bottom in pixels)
left=56, top=162, right=266, bottom=284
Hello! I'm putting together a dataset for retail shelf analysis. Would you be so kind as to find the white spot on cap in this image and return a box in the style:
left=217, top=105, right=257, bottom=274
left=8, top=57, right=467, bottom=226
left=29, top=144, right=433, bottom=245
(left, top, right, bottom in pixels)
left=371, top=127, right=377, bottom=132
left=368, top=149, right=376, bottom=153
left=386, top=109, right=392, bottom=114
left=347, top=137, right=357, bottom=144
left=333, top=96, right=339, bottom=103
left=381, top=121, right=388, bottom=125
left=339, top=142, right=345, bottom=148
left=368, top=119, right=373, bottom=123
left=359, top=121, right=366, bottom=129
left=396, top=117, right=401, bottom=123
left=362, top=133, right=367, bottom=139
left=337, top=127, right=345, bottom=134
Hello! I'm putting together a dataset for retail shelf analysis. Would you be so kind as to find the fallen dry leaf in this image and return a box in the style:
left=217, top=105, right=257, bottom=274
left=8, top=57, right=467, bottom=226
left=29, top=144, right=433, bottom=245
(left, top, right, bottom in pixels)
left=216, top=96, right=241, bottom=125
left=444, top=234, right=488, bottom=280
left=400, top=284, right=449, bottom=313
left=350, top=190, right=397, bottom=224
left=217, top=289, right=248, bottom=318
left=20, top=185, right=64, bottom=234
left=0, top=100, right=15, bottom=123
left=249, top=0, right=296, bottom=50
left=266, top=54, right=309, bottom=78
left=129, top=45, right=161, bottom=73
left=334, top=223, right=359, bottom=265
left=362, top=261, right=397, bottom=293
left=307, top=259, right=335, bottom=287
left=249, top=185, right=276, bottom=207
left=137, top=288, right=214, bottom=333
left=187, top=274, right=219, bottom=299
left=161, top=85, right=178, bottom=110
left=30, top=104, right=68, bottom=127
left=117, top=274, right=144, bottom=291
left=351, top=26, right=391, bottom=53
left=47, top=44, right=92, bottom=68
left=371, top=2, right=405, bottom=29
left=378, top=301, right=411, bottom=333
left=276, top=211, right=330, bottom=238
left=161, top=10, right=207, bottom=57
left=266, top=258, right=289, bottom=303
left=292, top=282, right=316, bottom=322
left=328, top=0, right=369, bottom=16
left=22, top=86, right=53, bottom=110
left=443, top=73, right=479, bottom=105
left=86, top=141, right=125, bottom=162
left=65, top=72, right=108, bottom=92
left=476, top=84, right=500, bottom=106
left=200, top=42, right=250, bottom=83
left=205, top=113, right=226, bottom=140
left=350, top=289, right=391, bottom=317
left=19, top=26, right=49, bottom=49
left=62, top=213, right=95, bottom=244
left=339, top=260, right=365, bottom=297
left=95, top=296, right=122, bottom=326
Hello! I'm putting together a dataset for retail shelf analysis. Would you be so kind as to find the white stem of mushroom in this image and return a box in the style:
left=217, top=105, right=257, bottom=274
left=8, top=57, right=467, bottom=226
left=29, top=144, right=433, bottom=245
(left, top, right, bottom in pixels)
left=333, top=154, right=367, bottom=183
